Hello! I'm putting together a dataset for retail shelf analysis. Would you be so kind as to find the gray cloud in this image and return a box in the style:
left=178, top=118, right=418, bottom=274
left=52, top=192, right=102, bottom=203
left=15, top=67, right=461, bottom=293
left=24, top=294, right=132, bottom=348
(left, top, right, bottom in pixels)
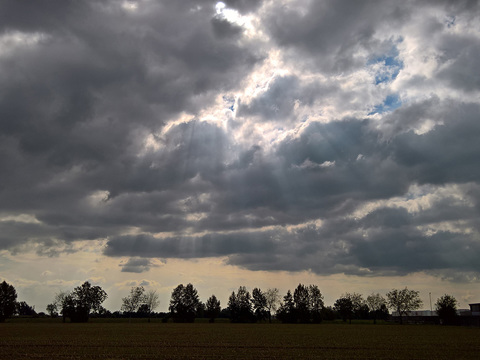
left=391, top=101, right=480, bottom=185
left=437, top=39, right=480, bottom=92
left=101, top=97, right=480, bottom=278
left=223, top=0, right=263, bottom=14
left=263, top=0, right=410, bottom=74
left=120, top=258, right=160, bottom=273
left=237, top=75, right=338, bottom=121
left=105, top=202, right=480, bottom=279
left=1, top=1, right=480, bottom=282
left=106, top=232, right=277, bottom=259
left=211, top=17, right=243, bottom=39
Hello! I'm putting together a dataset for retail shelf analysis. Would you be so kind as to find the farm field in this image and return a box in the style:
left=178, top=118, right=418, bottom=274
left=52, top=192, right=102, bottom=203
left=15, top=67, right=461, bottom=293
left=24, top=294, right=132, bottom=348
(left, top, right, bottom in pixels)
left=0, top=320, right=478, bottom=359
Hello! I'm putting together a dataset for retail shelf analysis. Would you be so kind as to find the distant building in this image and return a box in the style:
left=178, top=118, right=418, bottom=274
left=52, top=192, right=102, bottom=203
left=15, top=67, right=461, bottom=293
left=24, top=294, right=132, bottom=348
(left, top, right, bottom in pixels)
left=391, top=310, right=435, bottom=317
left=392, top=307, right=480, bottom=318
left=457, top=309, right=471, bottom=316
left=469, top=303, right=480, bottom=316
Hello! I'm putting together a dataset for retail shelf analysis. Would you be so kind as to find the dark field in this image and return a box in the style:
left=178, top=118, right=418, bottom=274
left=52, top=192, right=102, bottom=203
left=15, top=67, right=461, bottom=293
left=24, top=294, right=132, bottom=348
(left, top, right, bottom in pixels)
left=0, top=320, right=478, bottom=359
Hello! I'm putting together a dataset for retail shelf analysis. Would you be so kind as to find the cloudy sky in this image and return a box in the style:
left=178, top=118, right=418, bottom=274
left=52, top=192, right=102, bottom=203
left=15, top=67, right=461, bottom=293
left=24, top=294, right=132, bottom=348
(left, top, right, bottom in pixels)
left=1, top=0, right=480, bottom=312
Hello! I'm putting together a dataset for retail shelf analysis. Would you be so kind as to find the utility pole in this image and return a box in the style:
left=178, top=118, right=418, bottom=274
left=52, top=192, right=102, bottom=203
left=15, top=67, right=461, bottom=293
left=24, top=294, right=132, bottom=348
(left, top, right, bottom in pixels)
left=429, top=292, right=432, bottom=314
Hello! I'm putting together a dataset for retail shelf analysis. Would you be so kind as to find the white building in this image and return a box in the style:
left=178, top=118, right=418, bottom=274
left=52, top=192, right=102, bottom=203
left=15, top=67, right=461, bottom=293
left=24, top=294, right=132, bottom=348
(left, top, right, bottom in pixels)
left=469, top=303, right=480, bottom=316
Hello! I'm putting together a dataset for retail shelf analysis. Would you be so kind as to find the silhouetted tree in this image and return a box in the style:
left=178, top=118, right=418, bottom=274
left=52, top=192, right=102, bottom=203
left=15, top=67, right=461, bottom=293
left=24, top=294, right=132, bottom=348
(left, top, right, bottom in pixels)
left=334, top=296, right=354, bottom=323
left=333, top=293, right=365, bottom=323
left=252, top=288, right=268, bottom=322
left=145, top=290, right=160, bottom=322
left=377, top=303, right=389, bottom=321
left=219, top=307, right=230, bottom=319
left=136, top=304, right=149, bottom=317
left=63, top=281, right=108, bottom=322
left=435, top=294, right=458, bottom=325
left=345, top=293, right=365, bottom=319
left=0, top=281, right=17, bottom=322
left=366, top=293, right=387, bottom=324
left=51, top=291, right=71, bottom=323
left=205, top=295, right=221, bottom=323
left=308, top=285, right=324, bottom=323
left=227, top=286, right=253, bottom=323
left=264, top=288, right=281, bottom=323
left=321, top=306, right=337, bottom=321
left=386, top=288, right=422, bottom=324
left=278, top=284, right=324, bottom=323
left=277, top=290, right=296, bottom=323
left=169, top=284, right=185, bottom=321
left=16, top=301, right=36, bottom=316
left=46, top=303, right=58, bottom=318
left=294, top=284, right=310, bottom=323
left=197, top=301, right=206, bottom=318
left=122, top=286, right=147, bottom=318
left=169, top=283, right=201, bottom=322
left=357, top=303, right=370, bottom=319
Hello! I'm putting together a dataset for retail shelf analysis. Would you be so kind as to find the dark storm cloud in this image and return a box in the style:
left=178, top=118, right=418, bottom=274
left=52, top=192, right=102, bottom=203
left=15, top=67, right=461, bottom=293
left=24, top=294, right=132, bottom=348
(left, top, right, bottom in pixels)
left=222, top=0, right=263, bottom=14
left=0, top=0, right=261, bottom=241
left=437, top=39, right=480, bottom=92
left=423, top=0, right=479, bottom=12
left=102, top=98, right=480, bottom=278
left=391, top=101, right=480, bottom=185
left=0, top=0, right=89, bottom=33
left=0, top=0, right=262, bottom=161
left=105, top=231, right=277, bottom=258
left=263, top=0, right=410, bottom=73
left=263, top=0, right=479, bottom=75
left=105, top=203, right=480, bottom=277
left=1, top=1, right=480, bottom=280
left=211, top=17, right=243, bottom=39
left=120, top=258, right=159, bottom=273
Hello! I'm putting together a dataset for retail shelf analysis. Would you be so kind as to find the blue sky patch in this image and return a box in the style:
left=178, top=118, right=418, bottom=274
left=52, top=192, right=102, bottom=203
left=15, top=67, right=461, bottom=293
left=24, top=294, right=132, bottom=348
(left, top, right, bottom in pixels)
left=223, top=94, right=236, bottom=112
left=368, top=45, right=404, bottom=85
left=368, top=94, right=402, bottom=115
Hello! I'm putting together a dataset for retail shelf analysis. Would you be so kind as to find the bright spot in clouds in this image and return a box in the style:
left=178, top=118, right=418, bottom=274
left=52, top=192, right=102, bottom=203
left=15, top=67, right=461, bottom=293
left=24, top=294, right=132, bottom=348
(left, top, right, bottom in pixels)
left=122, top=1, right=138, bottom=11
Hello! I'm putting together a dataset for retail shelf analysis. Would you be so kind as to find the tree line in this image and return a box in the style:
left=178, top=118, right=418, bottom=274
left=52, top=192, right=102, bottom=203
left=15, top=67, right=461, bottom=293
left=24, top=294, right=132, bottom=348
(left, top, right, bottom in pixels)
left=0, top=280, right=460, bottom=325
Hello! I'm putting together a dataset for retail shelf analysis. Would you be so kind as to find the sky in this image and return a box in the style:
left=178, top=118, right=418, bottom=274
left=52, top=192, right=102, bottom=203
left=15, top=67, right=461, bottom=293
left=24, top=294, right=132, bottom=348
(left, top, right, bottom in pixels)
left=1, top=0, right=480, bottom=313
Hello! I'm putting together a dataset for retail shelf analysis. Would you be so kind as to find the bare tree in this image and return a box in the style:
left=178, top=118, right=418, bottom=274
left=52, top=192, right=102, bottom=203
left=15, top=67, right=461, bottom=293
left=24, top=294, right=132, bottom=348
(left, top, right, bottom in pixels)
left=51, top=290, right=71, bottom=323
left=345, top=292, right=364, bottom=313
left=145, top=290, right=160, bottom=322
left=386, top=288, right=422, bottom=324
left=366, top=293, right=386, bottom=324
left=122, top=286, right=147, bottom=320
left=265, top=288, right=281, bottom=323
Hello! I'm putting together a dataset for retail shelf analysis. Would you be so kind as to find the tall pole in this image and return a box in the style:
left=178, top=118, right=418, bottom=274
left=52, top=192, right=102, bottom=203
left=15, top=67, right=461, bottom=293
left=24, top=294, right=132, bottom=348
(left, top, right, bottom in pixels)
left=429, top=292, right=432, bottom=314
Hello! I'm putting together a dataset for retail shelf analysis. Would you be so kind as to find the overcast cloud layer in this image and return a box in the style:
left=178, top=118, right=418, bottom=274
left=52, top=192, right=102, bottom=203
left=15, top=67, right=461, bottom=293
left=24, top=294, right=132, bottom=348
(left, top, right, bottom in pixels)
left=1, top=0, right=480, bottom=286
